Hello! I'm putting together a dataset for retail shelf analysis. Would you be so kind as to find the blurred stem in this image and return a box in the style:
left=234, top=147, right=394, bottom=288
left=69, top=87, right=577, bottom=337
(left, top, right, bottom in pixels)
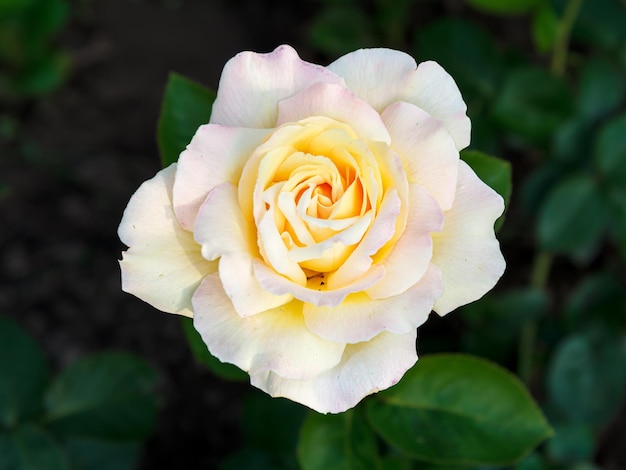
left=518, top=251, right=554, bottom=385
left=550, top=0, right=584, bottom=77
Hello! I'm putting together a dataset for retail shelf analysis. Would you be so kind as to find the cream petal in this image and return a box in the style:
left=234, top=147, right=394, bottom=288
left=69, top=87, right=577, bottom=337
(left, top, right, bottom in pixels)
left=193, top=182, right=256, bottom=260
left=432, top=161, right=506, bottom=315
left=253, top=259, right=385, bottom=307
left=251, top=330, right=418, bottom=414
left=118, top=164, right=216, bottom=316
left=173, top=125, right=269, bottom=230
left=367, top=184, right=443, bottom=299
left=276, top=82, right=390, bottom=143
left=382, top=102, right=459, bottom=211
left=328, top=49, right=470, bottom=150
left=304, top=264, right=442, bottom=344
left=210, top=45, right=346, bottom=128
left=218, top=252, right=293, bottom=317
left=192, top=182, right=290, bottom=316
left=192, top=274, right=345, bottom=380
left=327, top=189, right=401, bottom=289
left=257, top=208, right=307, bottom=285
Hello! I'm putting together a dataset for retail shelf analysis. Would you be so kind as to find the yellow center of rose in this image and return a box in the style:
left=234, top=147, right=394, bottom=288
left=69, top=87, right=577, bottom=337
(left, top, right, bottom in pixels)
left=239, top=116, right=407, bottom=288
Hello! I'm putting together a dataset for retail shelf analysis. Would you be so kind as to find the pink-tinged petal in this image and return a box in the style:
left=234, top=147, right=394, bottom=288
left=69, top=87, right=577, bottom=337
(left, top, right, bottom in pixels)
left=173, top=125, right=269, bottom=230
left=276, top=82, right=390, bottom=143
left=366, top=184, right=444, bottom=299
left=304, top=264, right=442, bottom=344
left=432, top=161, right=506, bottom=315
left=382, top=102, right=459, bottom=211
left=218, top=252, right=293, bottom=317
left=210, top=45, right=346, bottom=128
left=193, top=182, right=256, bottom=260
left=327, top=189, right=401, bottom=289
left=251, top=330, right=417, bottom=414
left=253, top=259, right=385, bottom=307
left=193, top=182, right=290, bottom=316
left=328, top=49, right=470, bottom=150
left=119, top=164, right=216, bottom=317
left=193, top=274, right=345, bottom=380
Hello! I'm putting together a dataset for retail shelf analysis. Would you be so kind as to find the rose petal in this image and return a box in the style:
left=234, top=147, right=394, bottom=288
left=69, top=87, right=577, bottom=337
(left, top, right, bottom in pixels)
left=382, top=102, right=459, bottom=211
left=173, top=125, right=269, bottom=230
left=193, top=274, right=345, bottom=380
left=276, top=82, right=390, bottom=143
left=253, top=259, right=385, bottom=307
left=251, top=330, right=418, bottom=414
left=193, top=182, right=256, bottom=260
left=327, top=188, right=401, bottom=289
left=304, top=264, right=442, bottom=343
left=210, top=45, right=346, bottom=128
left=119, top=164, right=216, bottom=316
left=327, top=49, right=470, bottom=150
left=432, top=161, right=506, bottom=315
left=367, top=184, right=444, bottom=299
left=193, top=182, right=290, bottom=316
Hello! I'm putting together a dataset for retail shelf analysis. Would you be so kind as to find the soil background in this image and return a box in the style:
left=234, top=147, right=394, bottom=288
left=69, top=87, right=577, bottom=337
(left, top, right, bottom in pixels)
left=1, top=0, right=625, bottom=469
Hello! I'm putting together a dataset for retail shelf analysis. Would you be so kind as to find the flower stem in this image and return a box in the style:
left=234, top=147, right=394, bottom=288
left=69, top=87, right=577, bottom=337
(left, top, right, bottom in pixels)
left=550, top=0, right=584, bottom=77
left=518, top=251, right=553, bottom=385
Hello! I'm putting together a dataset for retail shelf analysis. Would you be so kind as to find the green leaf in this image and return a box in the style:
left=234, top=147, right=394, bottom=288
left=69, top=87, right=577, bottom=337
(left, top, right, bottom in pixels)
left=297, top=409, right=381, bottom=470
left=17, top=52, right=70, bottom=96
left=461, top=288, right=548, bottom=362
left=181, top=317, right=247, bottom=381
left=564, top=273, right=626, bottom=330
left=62, top=437, right=140, bottom=470
left=567, top=0, right=626, bottom=51
left=550, top=117, right=593, bottom=164
left=242, top=391, right=306, bottom=453
left=221, top=447, right=297, bottom=470
left=493, top=66, right=572, bottom=143
left=460, top=150, right=512, bottom=231
left=546, top=422, right=594, bottom=464
left=0, top=425, right=70, bottom=470
left=0, top=316, right=48, bottom=428
left=531, top=4, right=559, bottom=53
left=415, top=19, right=503, bottom=101
left=157, top=72, right=215, bottom=167
left=595, top=113, right=626, bottom=184
left=367, top=354, right=552, bottom=466
left=547, top=332, right=626, bottom=427
left=537, top=174, right=609, bottom=261
left=309, top=5, right=376, bottom=57
left=44, top=352, right=159, bottom=440
left=464, top=0, right=542, bottom=15
left=577, top=58, right=625, bottom=121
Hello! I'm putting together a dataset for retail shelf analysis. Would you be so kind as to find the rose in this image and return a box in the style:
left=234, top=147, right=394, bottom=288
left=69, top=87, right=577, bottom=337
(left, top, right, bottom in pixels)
left=119, top=45, right=505, bottom=414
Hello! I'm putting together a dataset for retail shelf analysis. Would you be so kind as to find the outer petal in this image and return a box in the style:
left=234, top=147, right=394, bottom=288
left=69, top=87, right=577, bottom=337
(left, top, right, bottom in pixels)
left=366, top=184, right=443, bottom=299
left=251, top=330, right=418, bottom=414
left=328, top=49, right=470, bottom=150
left=431, top=161, right=506, bottom=315
left=382, top=102, right=459, bottom=211
left=276, top=82, right=390, bottom=143
left=304, top=264, right=442, bottom=344
left=194, top=183, right=291, bottom=316
left=210, top=45, right=346, bottom=128
left=192, top=274, right=345, bottom=380
left=118, top=164, right=216, bottom=316
left=173, top=125, right=269, bottom=230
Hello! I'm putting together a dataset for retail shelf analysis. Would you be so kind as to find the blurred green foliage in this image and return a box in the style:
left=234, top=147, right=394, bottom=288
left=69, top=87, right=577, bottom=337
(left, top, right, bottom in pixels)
left=0, top=0, right=70, bottom=101
left=0, top=316, right=160, bottom=470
